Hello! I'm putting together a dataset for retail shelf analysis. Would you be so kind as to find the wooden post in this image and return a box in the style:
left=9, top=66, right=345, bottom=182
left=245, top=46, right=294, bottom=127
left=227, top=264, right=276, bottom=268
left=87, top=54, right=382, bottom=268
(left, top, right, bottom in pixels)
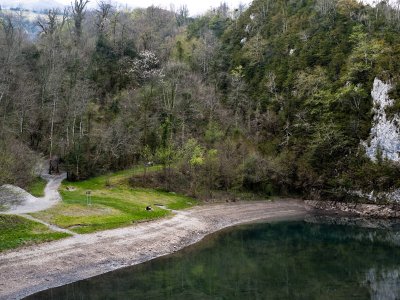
left=86, top=190, right=92, bottom=206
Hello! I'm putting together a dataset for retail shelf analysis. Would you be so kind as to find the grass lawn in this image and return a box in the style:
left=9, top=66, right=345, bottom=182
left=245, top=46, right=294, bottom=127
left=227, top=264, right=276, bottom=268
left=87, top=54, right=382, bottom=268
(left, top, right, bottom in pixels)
left=0, top=215, right=70, bottom=252
left=31, top=166, right=197, bottom=234
left=27, top=177, right=47, bottom=197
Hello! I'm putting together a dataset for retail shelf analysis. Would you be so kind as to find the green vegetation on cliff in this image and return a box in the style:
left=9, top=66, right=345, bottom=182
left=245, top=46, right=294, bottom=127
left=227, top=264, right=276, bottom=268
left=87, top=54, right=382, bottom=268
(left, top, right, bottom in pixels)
left=215, top=0, right=400, bottom=200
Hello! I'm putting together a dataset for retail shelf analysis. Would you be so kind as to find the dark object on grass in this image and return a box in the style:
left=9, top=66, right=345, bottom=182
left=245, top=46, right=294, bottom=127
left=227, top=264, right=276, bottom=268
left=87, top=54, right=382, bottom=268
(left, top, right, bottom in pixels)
left=146, top=206, right=152, bottom=211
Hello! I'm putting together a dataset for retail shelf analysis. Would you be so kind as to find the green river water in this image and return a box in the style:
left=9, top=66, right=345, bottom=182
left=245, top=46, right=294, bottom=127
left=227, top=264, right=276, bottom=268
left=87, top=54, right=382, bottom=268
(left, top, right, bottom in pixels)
left=27, top=219, right=400, bottom=299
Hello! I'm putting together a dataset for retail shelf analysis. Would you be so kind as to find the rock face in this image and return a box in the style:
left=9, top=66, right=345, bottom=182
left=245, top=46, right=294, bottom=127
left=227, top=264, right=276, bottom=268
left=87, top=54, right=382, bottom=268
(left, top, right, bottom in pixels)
left=306, top=200, right=400, bottom=218
left=363, top=78, right=400, bottom=162
left=345, top=189, right=400, bottom=204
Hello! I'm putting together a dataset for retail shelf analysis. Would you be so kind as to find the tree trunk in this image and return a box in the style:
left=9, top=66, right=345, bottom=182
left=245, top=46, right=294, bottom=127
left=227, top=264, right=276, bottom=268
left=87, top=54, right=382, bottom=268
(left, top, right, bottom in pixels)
left=49, top=97, right=56, bottom=162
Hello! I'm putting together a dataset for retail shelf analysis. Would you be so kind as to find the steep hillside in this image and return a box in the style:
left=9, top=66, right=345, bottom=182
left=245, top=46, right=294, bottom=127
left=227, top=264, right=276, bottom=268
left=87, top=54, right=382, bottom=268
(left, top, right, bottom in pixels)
left=215, top=0, right=400, bottom=201
left=1, top=0, right=400, bottom=203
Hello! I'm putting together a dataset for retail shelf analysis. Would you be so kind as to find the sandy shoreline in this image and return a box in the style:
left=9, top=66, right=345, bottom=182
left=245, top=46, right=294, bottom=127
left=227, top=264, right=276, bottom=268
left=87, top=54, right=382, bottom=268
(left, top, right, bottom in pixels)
left=0, top=200, right=308, bottom=300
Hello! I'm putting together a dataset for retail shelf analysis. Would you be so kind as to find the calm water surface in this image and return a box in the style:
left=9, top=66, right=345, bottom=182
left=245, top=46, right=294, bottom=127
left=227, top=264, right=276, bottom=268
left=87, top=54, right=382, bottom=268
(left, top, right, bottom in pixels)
left=28, top=220, right=400, bottom=300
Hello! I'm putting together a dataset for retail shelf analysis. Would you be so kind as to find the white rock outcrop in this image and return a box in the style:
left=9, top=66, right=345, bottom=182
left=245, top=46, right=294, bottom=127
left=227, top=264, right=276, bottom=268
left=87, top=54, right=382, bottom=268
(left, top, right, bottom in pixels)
left=363, top=78, right=400, bottom=162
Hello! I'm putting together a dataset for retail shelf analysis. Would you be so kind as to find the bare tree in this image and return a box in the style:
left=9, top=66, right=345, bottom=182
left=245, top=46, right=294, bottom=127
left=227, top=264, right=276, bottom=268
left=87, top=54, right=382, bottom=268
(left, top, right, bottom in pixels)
left=37, top=9, right=59, bottom=36
left=0, top=16, right=14, bottom=119
left=96, top=1, right=113, bottom=34
left=176, top=5, right=189, bottom=26
left=71, top=0, right=89, bottom=43
left=315, top=0, right=337, bottom=16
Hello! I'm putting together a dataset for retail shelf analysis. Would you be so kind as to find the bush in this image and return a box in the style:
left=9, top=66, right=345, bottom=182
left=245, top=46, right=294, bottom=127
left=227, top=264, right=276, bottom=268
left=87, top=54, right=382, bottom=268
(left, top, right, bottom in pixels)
left=0, top=137, right=39, bottom=188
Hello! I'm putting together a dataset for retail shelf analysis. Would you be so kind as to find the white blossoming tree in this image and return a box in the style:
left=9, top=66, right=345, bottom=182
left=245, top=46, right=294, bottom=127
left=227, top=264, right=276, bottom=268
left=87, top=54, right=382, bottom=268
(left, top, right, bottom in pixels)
left=129, top=50, right=164, bottom=84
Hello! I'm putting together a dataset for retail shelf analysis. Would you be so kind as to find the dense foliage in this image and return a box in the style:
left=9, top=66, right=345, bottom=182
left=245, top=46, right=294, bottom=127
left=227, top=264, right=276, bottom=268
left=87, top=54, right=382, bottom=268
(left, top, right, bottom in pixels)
left=215, top=0, right=400, bottom=200
left=1, top=0, right=400, bottom=201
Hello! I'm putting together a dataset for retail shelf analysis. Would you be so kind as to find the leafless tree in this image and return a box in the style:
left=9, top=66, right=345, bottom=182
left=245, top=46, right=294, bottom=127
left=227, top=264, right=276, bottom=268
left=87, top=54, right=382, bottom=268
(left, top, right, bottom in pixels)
left=175, top=5, right=189, bottom=26
left=71, top=0, right=89, bottom=43
left=96, top=1, right=113, bottom=34
left=315, top=0, right=337, bottom=16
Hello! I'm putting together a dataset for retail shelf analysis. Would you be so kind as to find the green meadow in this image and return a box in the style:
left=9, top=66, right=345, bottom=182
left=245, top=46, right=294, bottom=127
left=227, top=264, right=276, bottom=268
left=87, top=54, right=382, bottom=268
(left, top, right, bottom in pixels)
left=32, top=166, right=197, bottom=234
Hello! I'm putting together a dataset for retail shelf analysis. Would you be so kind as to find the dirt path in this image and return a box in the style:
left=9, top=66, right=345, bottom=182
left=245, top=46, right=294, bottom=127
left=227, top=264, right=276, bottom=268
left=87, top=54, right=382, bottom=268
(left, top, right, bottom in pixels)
left=1, top=171, right=72, bottom=236
left=3, top=172, right=66, bottom=215
left=20, top=214, right=77, bottom=236
left=0, top=199, right=309, bottom=300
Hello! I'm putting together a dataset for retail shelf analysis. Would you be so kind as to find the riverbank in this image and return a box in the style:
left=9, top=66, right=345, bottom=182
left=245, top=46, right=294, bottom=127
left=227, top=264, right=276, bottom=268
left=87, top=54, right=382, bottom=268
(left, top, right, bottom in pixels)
left=0, top=200, right=307, bottom=300
left=306, top=200, right=400, bottom=218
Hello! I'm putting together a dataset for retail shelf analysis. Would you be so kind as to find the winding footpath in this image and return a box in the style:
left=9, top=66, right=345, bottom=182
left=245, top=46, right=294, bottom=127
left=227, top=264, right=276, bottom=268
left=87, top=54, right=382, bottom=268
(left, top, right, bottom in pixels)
left=4, top=172, right=66, bottom=215
left=0, top=199, right=309, bottom=300
left=2, top=171, right=77, bottom=236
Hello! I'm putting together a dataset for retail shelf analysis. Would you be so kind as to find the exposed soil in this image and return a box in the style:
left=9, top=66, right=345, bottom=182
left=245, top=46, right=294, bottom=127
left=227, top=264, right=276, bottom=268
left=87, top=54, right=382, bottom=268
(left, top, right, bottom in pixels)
left=0, top=199, right=308, bottom=300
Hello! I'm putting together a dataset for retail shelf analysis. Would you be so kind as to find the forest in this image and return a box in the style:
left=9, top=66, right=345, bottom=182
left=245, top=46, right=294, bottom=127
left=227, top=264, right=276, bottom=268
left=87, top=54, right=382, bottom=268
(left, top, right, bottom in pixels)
left=1, top=0, right=400, bottom=202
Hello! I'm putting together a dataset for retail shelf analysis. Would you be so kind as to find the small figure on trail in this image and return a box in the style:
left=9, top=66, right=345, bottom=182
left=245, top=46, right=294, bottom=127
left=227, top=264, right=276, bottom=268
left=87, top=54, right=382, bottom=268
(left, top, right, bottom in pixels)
left=146, top=205, right=152, bottom=211
left=49, top=156, right=60, bottom=175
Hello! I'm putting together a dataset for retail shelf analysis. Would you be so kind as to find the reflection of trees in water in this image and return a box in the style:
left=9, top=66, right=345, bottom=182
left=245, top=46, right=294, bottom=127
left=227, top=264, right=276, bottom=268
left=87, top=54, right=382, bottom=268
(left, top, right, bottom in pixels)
left=365, top=268, right=400, bottom=300
left=306, top=215, right=400, bottom=246
left=351, top=230, right=400, bottom=247
left=29, top=222, right=400, bottom=299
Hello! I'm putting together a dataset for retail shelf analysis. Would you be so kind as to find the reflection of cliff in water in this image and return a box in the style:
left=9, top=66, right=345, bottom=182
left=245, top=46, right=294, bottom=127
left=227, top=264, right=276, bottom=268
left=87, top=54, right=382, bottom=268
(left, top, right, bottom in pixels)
left=365, top=268, right=400, bottom=300
left=305, top=214, right=400, bottom=246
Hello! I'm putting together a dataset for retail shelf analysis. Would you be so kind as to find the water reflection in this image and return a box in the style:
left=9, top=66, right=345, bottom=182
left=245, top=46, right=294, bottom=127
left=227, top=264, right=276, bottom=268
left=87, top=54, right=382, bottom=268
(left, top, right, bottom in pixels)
left=366, top=269, right=400, bottom=300
left=28, top=221, right=400, bottom=300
